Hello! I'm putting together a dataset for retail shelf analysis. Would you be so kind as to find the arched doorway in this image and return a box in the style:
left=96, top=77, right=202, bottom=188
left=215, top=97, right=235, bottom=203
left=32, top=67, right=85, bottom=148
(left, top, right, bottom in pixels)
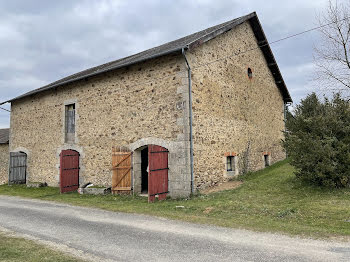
left=134, top=144, right=169, bottom=202
left=60, top=149, right=79, bottom=193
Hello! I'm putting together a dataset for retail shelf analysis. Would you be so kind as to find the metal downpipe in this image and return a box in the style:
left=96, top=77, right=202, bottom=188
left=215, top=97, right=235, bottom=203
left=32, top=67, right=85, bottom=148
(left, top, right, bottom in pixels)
left=182, top=48, right=194, bottom=194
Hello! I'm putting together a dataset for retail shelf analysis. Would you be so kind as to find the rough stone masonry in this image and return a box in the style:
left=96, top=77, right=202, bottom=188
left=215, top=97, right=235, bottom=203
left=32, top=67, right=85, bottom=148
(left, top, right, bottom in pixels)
left=6, top=13, right=291, bottom=197
left=0, top=128, right=9, bottom=184
left=0, top=144, right=9, bottom=184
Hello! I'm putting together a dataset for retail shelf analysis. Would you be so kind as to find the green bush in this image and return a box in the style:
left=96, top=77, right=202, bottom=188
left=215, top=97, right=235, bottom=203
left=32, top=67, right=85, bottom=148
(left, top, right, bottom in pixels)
left=284, top=93, right=350, bottom=187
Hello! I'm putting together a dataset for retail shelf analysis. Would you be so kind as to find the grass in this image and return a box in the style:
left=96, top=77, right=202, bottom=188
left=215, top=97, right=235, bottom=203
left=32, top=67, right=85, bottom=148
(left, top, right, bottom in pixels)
left=1, top=159, right=350, bottom=239
left=0, top=232, right=83, bottom=262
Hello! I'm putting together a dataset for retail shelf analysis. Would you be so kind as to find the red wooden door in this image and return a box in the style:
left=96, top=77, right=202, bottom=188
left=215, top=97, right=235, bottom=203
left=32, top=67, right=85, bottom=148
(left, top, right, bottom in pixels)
left=148, top=145, right=168, bottom=202
left=60, top=149, right=79, bottom=193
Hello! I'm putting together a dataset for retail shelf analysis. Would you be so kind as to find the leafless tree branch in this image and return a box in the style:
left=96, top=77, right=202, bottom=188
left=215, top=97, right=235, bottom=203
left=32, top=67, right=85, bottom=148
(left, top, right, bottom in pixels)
left=314, top=0, right=350, bottom=93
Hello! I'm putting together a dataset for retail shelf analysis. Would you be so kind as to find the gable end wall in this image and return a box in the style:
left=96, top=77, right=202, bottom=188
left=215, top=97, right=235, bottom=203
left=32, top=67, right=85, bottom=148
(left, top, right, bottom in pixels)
left=187, top=21, right=286, bottom=189
left=0, top=144, right=8, bottom=184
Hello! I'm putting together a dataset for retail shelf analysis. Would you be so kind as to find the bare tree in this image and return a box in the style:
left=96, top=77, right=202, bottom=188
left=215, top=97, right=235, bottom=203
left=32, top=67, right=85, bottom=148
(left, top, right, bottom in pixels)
left=314, top=0, right=350, bottom=94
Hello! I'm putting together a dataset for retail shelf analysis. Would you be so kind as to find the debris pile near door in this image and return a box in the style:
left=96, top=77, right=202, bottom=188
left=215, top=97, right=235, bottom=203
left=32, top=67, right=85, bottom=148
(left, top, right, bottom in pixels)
left=27, top=182, right=47, bottom=188
left=78, top=187, right=111, bottom=195
left=82, top=182, right=93, bottom=188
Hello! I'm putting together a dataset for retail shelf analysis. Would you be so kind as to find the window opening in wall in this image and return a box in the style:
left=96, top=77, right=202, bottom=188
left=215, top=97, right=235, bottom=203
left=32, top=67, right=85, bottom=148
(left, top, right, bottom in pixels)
left=141, top=147, right=149, bottom=194
left=227, top=156, right=235, bottom=172
left=264, top=154, right=270, bottom=167
left=65, top=104, right=75, bottom=143
left=247, top=68, right=253, bottom=79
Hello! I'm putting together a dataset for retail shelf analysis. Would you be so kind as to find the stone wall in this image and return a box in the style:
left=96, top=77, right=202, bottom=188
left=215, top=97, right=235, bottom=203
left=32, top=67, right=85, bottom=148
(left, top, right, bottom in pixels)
left=9, top=20, right=289, bottom=195
left=10, top=53, right=192, bottom=197
left=186, top=21, right=286, bottom=190
left=0, top=143, right=9, bottom=184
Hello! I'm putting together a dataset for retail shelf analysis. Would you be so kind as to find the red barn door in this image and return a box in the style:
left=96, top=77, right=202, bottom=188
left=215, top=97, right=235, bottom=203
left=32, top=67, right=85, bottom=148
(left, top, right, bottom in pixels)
left=60, top=149, right=79, bottom=193
left=148, top=145, right=169, bottom=202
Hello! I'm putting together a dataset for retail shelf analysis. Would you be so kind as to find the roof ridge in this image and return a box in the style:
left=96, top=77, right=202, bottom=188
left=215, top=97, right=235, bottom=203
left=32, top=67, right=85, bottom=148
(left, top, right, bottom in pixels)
left=186, top=13, right=256, bottom=48
left=1, top=12, right=291, bottom=103
left=40, top=17, right=248, bottom=89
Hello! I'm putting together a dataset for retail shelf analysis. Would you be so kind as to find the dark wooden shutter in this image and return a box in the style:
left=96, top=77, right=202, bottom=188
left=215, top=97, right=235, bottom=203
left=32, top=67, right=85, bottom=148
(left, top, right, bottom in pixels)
left=9, top=152, right=27, bottom=184
left=65, top=104, right=75, bottom=133
left=148, top=145, right=168, bottom=202
left=111, top=148, right=132, bottom=194
left=65, top=104, right=75, bottom=143
left=60, top=149, right=79, bottom=193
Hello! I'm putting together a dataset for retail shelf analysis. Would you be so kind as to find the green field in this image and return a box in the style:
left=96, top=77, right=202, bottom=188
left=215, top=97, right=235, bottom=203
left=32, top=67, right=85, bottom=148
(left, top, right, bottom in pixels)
left=1, top=159, right=350, bottom=239
left=0, top=232, right=83, bottom=262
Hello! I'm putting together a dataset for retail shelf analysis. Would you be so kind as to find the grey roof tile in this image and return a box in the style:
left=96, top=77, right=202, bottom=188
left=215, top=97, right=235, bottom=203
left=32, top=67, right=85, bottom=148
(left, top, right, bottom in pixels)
left=2, top=12, right=292, bottom=103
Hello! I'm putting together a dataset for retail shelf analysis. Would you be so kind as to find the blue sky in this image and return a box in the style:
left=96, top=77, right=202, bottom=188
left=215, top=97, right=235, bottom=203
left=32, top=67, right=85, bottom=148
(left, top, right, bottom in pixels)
left=0, top=0, right=338, bottom=127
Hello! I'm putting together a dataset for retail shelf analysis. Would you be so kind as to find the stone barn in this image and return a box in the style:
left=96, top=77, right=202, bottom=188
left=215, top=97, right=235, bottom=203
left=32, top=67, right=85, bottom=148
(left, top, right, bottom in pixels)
left=1, top=12, right=292, bottom=199
left=0, top=128, right=9, bottom=185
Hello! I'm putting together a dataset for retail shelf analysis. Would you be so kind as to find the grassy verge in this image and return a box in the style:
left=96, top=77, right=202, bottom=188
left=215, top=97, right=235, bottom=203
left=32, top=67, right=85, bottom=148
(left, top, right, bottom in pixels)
left=0, top=232, right=83, bottom=262
left=1, top=159, right=350, bottom=239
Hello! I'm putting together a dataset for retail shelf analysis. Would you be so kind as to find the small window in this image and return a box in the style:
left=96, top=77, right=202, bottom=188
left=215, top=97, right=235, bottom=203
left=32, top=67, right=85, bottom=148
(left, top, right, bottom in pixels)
left=227, top=156, right=235, bottom=172
left=65, top=104, right=75, bottom=143
left=247, top=68, right=253, bottom=79
left=264, top=154, right=270, bottom=167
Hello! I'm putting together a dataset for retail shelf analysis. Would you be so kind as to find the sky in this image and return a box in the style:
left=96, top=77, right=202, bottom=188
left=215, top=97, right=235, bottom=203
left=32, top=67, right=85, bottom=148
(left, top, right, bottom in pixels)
left=0, top=0, right=339, bottom=128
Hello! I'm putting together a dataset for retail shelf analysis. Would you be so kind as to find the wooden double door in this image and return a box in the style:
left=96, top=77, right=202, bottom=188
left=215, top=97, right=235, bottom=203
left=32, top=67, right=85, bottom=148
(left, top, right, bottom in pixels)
left=112, top=145, right=169, bottom=202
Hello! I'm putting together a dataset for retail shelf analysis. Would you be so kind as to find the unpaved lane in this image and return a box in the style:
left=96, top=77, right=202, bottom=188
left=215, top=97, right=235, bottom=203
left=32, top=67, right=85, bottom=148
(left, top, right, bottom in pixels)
left=0, top=195, right=349, bottom=262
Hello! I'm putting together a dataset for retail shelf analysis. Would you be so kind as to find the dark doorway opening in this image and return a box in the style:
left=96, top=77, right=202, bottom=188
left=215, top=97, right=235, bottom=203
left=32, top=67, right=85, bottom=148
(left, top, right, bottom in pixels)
left=264, top=154, right=270, bottom=167
left=141, top=147, right=148, bottom=193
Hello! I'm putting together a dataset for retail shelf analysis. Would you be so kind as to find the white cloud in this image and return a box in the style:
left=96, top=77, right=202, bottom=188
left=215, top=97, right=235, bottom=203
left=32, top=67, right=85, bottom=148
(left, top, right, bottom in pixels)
left=0, top=75, right=47, bottom=100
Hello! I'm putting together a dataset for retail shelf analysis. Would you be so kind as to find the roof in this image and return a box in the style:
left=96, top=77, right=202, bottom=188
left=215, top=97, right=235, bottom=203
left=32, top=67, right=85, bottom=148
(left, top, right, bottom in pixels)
left=2, top=12, right=292, bottom=103
left=0, top=128, right=9, bottom=144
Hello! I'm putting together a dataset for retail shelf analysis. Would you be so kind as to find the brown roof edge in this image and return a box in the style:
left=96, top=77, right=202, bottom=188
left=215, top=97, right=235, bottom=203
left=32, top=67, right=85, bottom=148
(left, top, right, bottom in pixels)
left=248, top=14, right=292, bottom=103
left=186, top=12, right=292, bottom=103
